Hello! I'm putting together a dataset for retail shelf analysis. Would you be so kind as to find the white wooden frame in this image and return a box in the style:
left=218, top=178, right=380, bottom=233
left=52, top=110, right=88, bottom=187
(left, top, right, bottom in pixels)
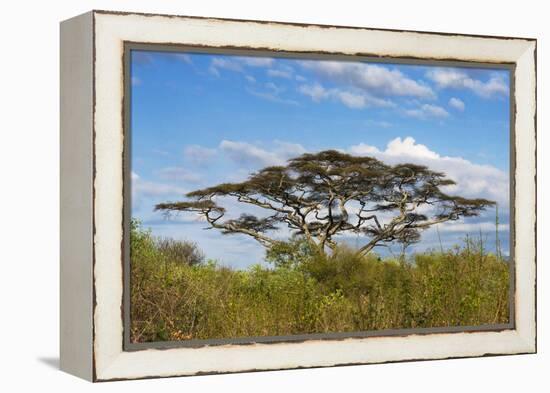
left=60, top=10, right=537, bottom=382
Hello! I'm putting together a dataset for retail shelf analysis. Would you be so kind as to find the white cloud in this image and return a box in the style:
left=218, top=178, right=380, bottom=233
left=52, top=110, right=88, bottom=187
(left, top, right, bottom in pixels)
left=209, top=56, right=275, bottom=77
left=220, top=140, right=283, bottom=167
left=155, top=167, right=202, bottom=183
left=448, top=97, right=465, bottom=111
left=407, top=221, right=509, bottom=255
left=426, top=68, right=508, bottom=98
left=174, top=53, right=192, bottom=64
left=247, top=89, right=299, bottom=105
left=237, top=56, right=274, bottom=67
left=245, top=75, right=256, bottom=83
left=213, top=136, right=506, bottom=208
left=383, top=137, right=440, bottom=159
left=210, top=57, right=243, bottom=72
left=297, top=83, right=328, bottom=102
left=273, top=140, right=307, bottom=157
left=349, top=137, right=508, bottom=207
left=438, top=221, right=509, bottom=233
left=348, top=143, right=380, bottom=156
left=267, top=69, right=293, bottom=79
left=208, top=66, right=220, bottom=77
left=332, top=90, right=369, bottom=109
left=209, top=57, right=247, bottom=76
left=402, top=109, right=423, bottom=119
left=265, top=82, right=284, bottom=94
left=247, top=82, right=299, bottom=105
left=131, top=76, right=141, bottom=86
left=404, top=104, right=449, bottom=119
left=132, top=172, right=187, bottom=199
left=219, top=140, right=307, bottom=169
left=299, top=60, right=436, bottom=99
left=184, top=145, right=216, bottom=166
left=298, top=83, right=394, bottom=109
left=137, top=137, right=509, bottom=265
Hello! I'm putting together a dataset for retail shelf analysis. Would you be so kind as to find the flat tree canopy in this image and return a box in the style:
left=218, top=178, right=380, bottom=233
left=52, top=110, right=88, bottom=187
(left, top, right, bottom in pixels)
left=156, top=150, right=494, bottom=256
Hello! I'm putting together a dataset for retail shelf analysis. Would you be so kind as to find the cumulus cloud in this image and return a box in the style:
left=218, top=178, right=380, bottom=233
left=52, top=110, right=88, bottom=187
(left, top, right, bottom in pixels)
left=297, top=83, right=328, bottom=102
left=138, top=136, right=510, bottom=263
left=404, top=104, right=449, bottom=119
left=184, top=145, right=216, bottom=166
left=219, top=140, right=306, bottom=169
left=426, top=68, right=508, bottom=98
left=299, top=60, right=436, bottom=99
left=266, top=64, right=294, bottom=79
left=183, top=136, right=507, bottom=210
left=237, top=56, right=274, bottom=67
left=173, top=53, right=192, bottom=64
left=211, top=136, right=507, bottom=208
left=267, top=69, right=293, bottom=79
left=210, top=57, right=243, bottom=73
left=220, top=140, right=282, bottom=167
left=273, top=140, right=308, bottom=157
left=155, top=167, right=201, bottom=183
left=349, top=137, right=509, bottom=207
left=449, top=97, right=465, bottom=111
left=247, top=89, right=298, bottom=105
left=131, top=171, right=187, bottom=199
left=247, top=82, right=299, bottom=105
left=298, top=83, right=394, bottom=109
left=333, top=90, right=394, bottom=109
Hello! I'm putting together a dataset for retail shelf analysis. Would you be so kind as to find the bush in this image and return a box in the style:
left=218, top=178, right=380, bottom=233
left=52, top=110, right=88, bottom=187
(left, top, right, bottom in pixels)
left=155, top=237, right=204, bottom=266
left=130, top=221, right=510, bottom=343
left=265, top=237, right=316, bottom=268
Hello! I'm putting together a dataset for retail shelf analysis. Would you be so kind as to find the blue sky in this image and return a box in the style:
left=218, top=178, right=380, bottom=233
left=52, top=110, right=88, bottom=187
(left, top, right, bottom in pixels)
left=130, top=50, right=511, bottom=268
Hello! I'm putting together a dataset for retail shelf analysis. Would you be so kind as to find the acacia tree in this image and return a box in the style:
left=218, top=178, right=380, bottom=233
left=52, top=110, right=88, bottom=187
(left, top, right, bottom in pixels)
left=155, top=150, right=494, bottom=256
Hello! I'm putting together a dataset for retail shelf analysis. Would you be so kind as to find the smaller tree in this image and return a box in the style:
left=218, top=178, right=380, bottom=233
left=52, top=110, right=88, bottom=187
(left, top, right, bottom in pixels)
left=155, top=238, right=204, bottom=266
left=265, top=237, right=317, bottom=269
left=156, top=150, right=494, bottom=256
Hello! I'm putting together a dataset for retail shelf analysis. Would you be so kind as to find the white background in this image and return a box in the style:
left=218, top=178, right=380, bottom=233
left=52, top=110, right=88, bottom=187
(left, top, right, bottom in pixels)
left=0, top=0, right=546, bottom=391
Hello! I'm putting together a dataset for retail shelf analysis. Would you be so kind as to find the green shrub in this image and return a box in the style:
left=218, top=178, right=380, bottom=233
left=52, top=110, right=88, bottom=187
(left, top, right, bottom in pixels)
left=155, top=237, right=204, bottom=266
left=130, top=221, right=510, bottom=343
left=265, top=237, right=316, bottom=269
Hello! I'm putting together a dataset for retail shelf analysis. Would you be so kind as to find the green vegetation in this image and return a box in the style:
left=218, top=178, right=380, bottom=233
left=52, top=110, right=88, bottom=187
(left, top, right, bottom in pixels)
left=130, top=220, right=509, bottom=343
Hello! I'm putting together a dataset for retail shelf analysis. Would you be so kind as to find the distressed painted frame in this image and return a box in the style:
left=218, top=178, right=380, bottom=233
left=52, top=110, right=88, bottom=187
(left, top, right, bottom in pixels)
left=123, top=43, right=520, bottom=350
left=60, top=10, right=537, bottom=382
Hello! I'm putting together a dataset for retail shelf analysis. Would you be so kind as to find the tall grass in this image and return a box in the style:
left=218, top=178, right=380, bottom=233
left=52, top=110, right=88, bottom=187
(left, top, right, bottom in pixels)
left=130, top=220, right=509, bottom=343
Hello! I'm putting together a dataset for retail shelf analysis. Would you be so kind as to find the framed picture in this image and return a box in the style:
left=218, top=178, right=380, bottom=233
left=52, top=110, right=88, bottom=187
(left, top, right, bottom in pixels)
left=60, top=10, right=537, bottom=381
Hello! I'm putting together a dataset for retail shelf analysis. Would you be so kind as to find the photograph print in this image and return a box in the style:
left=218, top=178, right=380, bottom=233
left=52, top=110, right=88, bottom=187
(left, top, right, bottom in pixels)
left=128, top=48, right=512, bottom=344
